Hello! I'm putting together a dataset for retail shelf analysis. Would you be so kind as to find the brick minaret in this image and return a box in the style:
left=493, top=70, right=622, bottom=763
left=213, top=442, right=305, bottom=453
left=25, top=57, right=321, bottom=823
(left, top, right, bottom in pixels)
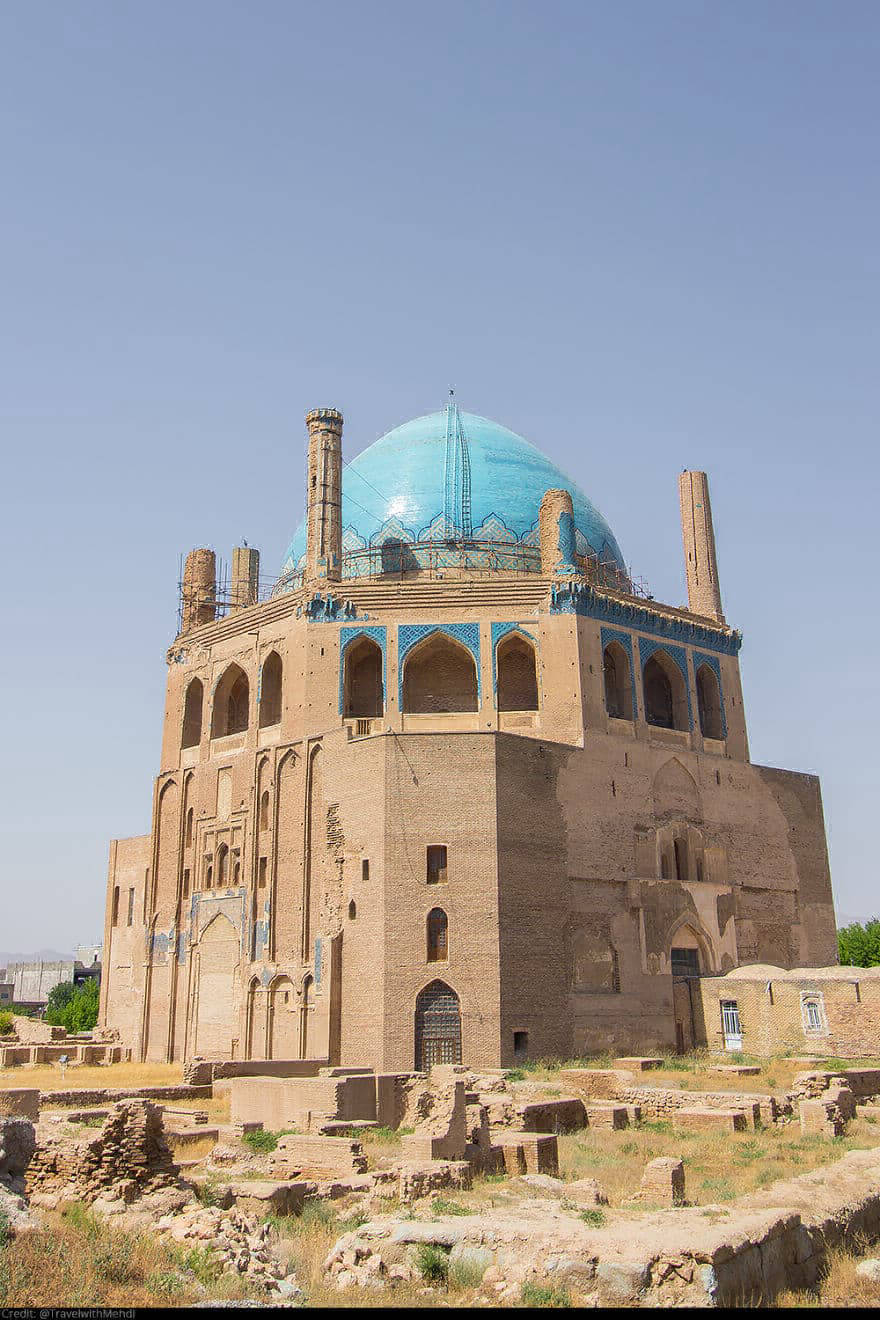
left=230, top=545, right=260, bottom=610
left=305, top=408, right=343, bottom=584
left=679, top=470, right=724, bottom=622
left=539, top=488, right=577, bottom=575
left=180, top=548, right=216, bottom=632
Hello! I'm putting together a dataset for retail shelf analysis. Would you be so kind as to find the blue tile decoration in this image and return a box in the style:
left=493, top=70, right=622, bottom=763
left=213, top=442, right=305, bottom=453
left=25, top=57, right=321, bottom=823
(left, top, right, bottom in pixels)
left=556, top=509, right=579, bottom=574
left=693, top=650, right=728, bottom=738
left=639, top=637, right=693, bottom=729
left=549, top=580, right=741, bottom=657
left=491, top=622, right=537, bottom=696
left=300, top=593, right=368, bottom=622
left=339, top=625, right=387, bottom=714
left=278, top=409, right=627, bottom=585
left=398, top=622, right=482, bottom=705
left=600, top=627, right=636, bottom=717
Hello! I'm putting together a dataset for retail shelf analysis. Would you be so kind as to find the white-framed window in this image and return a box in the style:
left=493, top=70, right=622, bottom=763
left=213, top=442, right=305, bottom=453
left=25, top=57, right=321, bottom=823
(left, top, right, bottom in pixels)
left=801, top=993, right=826, bottom=1034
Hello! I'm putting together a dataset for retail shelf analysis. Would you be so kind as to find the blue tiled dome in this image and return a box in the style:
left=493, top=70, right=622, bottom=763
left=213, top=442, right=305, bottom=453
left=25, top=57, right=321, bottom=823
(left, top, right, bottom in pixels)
left=279, top=408, right=625, bottom=581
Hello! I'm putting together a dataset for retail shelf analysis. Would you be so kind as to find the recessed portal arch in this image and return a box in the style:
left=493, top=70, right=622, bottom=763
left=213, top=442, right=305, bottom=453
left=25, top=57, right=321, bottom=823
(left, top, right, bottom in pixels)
left=343, top=634, right=384, bottom=718
left=402, top=632, right=478, bottom=714
left=696, top=663, right=724, bottom=740
left=496, top=632, right=538, bottom=711
left=603, top=641, right=633, bottom=720
left=643, top=651, right=689, bottom=731
left=211, top=664, right=250, bottom=738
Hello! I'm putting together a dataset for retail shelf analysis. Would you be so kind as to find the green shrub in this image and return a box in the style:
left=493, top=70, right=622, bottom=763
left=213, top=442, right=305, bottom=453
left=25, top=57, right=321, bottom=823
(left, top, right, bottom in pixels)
left=0, top=1204, right=9, bottom=1249
left=505, top=1068, right=526, bottom=1082
left=242, top=1128, right=280, bottom=1153
left=414, top=1243, right=449, bottom=1283
left=172, top=1244, right=221, bottom=1285
left=298, top=1201, right=337, bottom=1230
left=520, top=1281, right=572, bottom=1307
left=431, top=1197, right=469, bottom=1217
left=93, top=1237, right=140, bottom=1285
left=579, top=1208, right=605, bottom=1227
left=0, top=1011, right=13, bottom=1035
left=146, top=1270, right=185, bottom=1298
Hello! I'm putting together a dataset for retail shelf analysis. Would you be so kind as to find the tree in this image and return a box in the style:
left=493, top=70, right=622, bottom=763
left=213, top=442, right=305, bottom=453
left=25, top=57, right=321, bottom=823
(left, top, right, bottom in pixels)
left=45, top=978, right=100, bottom=1032
left=45, top=981, right=76, bottom=1025
left=837, top=919, right=880, bottom=968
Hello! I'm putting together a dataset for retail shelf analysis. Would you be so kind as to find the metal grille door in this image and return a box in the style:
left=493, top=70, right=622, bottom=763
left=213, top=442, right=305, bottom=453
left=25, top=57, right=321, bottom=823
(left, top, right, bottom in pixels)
left=415, top=980, right=461, bottom=1071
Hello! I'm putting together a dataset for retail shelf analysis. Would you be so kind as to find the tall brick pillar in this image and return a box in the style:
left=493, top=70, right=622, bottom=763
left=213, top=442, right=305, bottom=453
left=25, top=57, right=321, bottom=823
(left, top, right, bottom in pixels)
left=230, top=545, right=260, bottom=610
left=305, top=408, right=343, bottom=584
left=539, top=488, right=578, bottom=575
left=679, top=470, right=724, bottom=622
left=180, top=548, right=216, bottom=633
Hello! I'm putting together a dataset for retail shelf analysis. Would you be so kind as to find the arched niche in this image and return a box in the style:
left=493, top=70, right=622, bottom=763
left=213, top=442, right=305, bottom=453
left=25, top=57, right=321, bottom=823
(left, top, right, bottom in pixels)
left=343, top=635, right=384, bottom=718
left=603, top=641, right=633, bottom=720
left=211, top=663, right=250, bottom=738
left=496, top=633, right=538, bottom=712
left=402, top=633, right=478, bottom=714
left=643, top=651, right=689, bottom=731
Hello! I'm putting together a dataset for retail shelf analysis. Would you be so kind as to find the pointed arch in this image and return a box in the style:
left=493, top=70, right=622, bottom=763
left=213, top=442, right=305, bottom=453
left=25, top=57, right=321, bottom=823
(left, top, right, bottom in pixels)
left=414, top=979, right=461, bottom=1070
left=696, top=662, right=724, bottom=740
left=268, top=974, right=298, bottom=1058
left=603, top=640, right=633, bottom=720
left=259, top=651, right=283, bottom=728
left=182, top=678, right=203, bottom=749
left=643, top=650, right=689, bottom=731
left=496, top=632, right=539, bottom=711
left=666, top=915, right=715, bottom=976
left=426, top=907, right=448, bottom=962
left=343, top=634, right=384, bottom=718
left=402, top=632, right=478, bottom=714
left=211, top=663, right=250, bottom=738
left=652, top=757, right=702, bottom=820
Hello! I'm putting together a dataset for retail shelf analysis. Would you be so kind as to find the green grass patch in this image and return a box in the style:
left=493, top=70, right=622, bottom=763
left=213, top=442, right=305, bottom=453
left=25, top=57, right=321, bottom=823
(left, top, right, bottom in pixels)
left=578, top=1208, right=606, bottom=1227
left=431, top=1197, right=469, bottom=1217
left=414, top=1243, right=449, bottom=1283
left=520, top=1281, right=572, bottom=1307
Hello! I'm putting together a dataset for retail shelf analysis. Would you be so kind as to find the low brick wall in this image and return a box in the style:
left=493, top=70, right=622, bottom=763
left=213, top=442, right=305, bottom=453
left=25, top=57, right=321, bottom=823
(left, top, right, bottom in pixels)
left=39, top=1085, right=212, bottom=1109
left=619, top=1086, right=781, bottom=1124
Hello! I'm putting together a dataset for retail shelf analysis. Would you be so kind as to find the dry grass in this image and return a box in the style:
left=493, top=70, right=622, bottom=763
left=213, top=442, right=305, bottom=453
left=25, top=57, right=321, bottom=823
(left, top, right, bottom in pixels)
left=0, top=1203, right=253, bottom=1307
left=0, top=1061, right=184, bottom=1092
left=516, top=1050, right=880, bottom=1097
left=776, top=1237, right=880, bottom=1307
left=556, top=1115, right=880, bottom=1206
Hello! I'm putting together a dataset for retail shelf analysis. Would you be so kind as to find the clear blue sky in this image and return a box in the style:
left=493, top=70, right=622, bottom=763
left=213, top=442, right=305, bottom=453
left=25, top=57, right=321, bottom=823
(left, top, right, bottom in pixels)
left=1, top=1, right=877, bottom=951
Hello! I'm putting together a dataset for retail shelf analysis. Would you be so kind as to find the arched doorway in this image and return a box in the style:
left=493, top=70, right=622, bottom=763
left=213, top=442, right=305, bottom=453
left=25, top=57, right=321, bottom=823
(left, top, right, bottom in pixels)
left=496, top=633, right=538, bottom=711
left=268, top=975, right=298, bottom=1058
left=414, top=980, right=461, bottom=1071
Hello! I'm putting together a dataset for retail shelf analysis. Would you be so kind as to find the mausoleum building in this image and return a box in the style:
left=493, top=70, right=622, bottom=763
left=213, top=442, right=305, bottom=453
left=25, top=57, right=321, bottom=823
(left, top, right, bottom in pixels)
left=100, top=403, right=837, bottom=1066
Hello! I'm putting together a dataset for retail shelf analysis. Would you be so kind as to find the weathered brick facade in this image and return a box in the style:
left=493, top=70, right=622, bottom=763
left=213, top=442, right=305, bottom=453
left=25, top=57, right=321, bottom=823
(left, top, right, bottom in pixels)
left=100, top=406, right=838, bottom=1068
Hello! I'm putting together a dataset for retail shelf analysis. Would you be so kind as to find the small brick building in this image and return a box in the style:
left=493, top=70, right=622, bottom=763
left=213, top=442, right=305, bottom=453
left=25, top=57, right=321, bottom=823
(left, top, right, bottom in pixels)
left=100, top=404, right=838, bottom=1067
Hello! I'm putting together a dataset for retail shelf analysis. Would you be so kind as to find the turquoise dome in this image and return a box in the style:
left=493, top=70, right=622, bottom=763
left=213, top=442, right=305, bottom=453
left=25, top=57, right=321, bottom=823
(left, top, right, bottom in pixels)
left=279, top=408, right=625, bottom=582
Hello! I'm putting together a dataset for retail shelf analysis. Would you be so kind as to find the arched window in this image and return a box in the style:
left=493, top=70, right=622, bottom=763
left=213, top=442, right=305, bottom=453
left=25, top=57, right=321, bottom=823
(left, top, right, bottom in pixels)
left=217, top=843, right=229, bottom=886
left=259, top=790, right=270, bottom=832
left=497, top=634, right=539, bottom=711
left=643, top=653, right=688, bottom=731
left=348, top=900, right=357, bottom=920
left=696, top=664, right=724, bottom=740
left=185, top=807, right=194, bottom=848
left=211, top=664, right=250, bottom=738
left=603, top=642, right=633, bottom=720
left=205, top=863, right=213, bottom=889
left=259, top=651, right=283, bottom=728
left=403, top=634, right=478, bottom=714
left=182, top=679, right=203, bottom=749
left=343, top=635, right=384, bottom=718
left=674, top=837, right=688, bottom=882
left=427, top=908, right=448, bottom=962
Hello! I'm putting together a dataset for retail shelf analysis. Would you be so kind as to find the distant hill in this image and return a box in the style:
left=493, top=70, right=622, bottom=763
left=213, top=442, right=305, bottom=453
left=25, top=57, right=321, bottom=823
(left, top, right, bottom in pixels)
left=0, top=949, right=75, bottom=967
